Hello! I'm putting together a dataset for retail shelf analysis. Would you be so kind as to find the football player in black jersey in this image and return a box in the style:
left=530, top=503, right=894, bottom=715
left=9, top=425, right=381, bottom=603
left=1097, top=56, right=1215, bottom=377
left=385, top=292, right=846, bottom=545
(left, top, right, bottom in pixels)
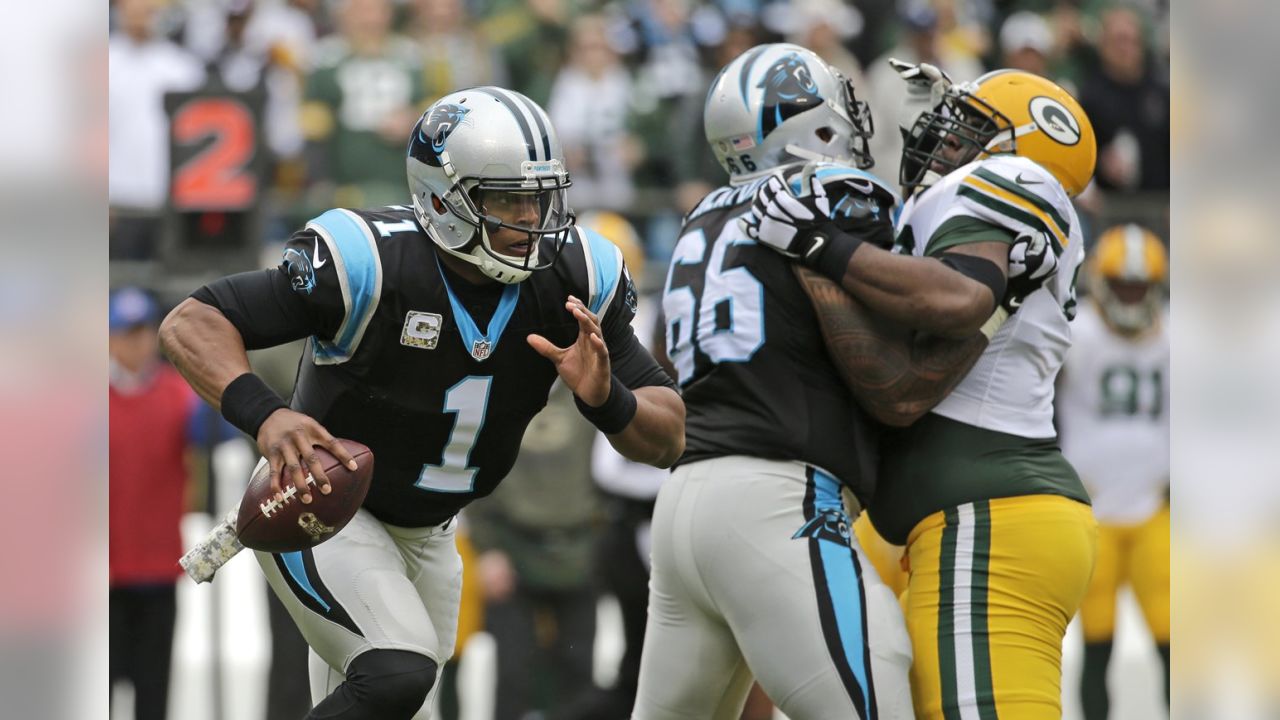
left=159, top=87, right=683, bottom=720
left=631, top=44, right=915, bottom=720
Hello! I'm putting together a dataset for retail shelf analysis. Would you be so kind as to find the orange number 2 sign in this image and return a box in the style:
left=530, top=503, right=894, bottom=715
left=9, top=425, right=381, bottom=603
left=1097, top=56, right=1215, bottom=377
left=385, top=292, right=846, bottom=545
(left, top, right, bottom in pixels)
left=171, top=98, right=257, bottom=210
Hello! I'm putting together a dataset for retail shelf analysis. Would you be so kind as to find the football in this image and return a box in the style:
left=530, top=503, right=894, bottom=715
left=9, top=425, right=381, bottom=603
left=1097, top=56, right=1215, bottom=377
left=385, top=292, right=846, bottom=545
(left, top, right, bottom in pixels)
left=235, top=439, right=374, bottom=553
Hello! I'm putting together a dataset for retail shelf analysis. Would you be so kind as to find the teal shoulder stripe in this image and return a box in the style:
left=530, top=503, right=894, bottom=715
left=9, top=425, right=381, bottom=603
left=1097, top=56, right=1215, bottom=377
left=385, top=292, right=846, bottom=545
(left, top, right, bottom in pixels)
left=787, top=166, right=901, bottom=207
left=309, top=209, right=382, bottom=362
left=581, top=227, right=622, bottom=316
left=956, top=186, right=1063, bottom=256
left=814, top=166, right=900, bottom=204
left=971, top=167, right=1071, bottom=238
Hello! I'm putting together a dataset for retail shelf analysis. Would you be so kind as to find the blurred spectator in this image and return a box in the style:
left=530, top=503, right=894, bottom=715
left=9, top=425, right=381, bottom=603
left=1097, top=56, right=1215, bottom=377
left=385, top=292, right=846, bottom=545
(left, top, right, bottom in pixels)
left=548, top=15, right=636, bottom=213
left=668, top=20, right=761, bottom=218
left=184, top=0, right=319, bottom=163
left=299, top=0, right=425, bottom=208
left=411, top=0, right=508, bottom=103
left=479, top=0, right=573, bottom=105
left=554, top=213, right=661, bottom=720
left=1078, top=6, right=1169, bottom=191
left=109, top=0, right=205, bottom=259
left=933, top=0, right=993, bottom=64
left=864, top=0, right=984, bottom=189
left=467, top=381, right=602, bottom=720
left=625, top=0, right=725, bottom=256
left=784, top=0, right=866, bottom=87
left=108, top=287, right=232, bottom=720
left=1044, top=1, right=1096, bottom=92
left=998, top=10, right=1054, bottom=78
left=1057, top=225, right=1170, bottom=719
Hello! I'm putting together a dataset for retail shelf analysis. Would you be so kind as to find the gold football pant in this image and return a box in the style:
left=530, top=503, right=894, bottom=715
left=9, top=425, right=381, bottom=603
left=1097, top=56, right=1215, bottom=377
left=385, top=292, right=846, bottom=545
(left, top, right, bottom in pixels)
left=854, top=514, right=908, bottom=599
left=1079, top=505, right=1169, bottom=643
left=902, top=495, right=1097, bottom=719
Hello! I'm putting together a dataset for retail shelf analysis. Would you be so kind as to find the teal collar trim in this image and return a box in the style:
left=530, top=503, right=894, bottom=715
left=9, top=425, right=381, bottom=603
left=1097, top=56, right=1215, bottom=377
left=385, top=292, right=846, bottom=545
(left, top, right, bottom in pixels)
left=435, top=256, right=520, bottom=362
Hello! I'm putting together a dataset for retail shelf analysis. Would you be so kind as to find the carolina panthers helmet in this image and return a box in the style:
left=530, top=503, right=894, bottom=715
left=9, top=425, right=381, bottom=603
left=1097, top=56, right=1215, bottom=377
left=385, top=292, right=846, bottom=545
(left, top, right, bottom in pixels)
left=704, top=43, right=874, bottom=185
left=407, top=87, right=574, bottom=284
left=901, top=70, right=1097, bottom=197
left=1087, top=224, right=1168, bottom=333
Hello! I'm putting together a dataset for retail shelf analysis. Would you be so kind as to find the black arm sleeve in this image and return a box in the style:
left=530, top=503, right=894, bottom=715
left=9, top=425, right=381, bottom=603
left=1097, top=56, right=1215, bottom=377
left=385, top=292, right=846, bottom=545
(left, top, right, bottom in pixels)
left=190, top=270, right=322, bottom=350
left=189, top=229, right=346, bottom=350
left=601, top=267, right=678, bottom=392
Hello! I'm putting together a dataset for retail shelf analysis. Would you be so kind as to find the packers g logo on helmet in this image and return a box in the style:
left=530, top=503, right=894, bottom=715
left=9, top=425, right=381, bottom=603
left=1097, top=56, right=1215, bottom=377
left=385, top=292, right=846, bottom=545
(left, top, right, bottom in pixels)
left=1028, top=96, right=1082, bottom=146
left=900, top=70, right=1097, bottom=196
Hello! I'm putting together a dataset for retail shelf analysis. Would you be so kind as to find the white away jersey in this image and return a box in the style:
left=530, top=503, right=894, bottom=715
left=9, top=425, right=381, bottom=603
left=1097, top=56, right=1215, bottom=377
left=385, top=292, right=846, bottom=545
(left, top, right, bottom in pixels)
left=896, top=155, right=1085, bottom=438
left=1057, top=303, right=1169, bottom=524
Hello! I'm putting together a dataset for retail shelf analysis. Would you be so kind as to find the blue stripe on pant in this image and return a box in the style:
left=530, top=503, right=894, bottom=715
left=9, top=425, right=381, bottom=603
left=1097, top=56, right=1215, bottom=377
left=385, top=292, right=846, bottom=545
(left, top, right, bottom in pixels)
left=808, top=467, right=877, bottom=718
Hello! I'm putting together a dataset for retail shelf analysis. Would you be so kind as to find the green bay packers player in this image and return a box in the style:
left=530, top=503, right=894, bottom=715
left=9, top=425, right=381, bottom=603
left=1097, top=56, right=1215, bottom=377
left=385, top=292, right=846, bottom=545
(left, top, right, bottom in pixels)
left=1058, top=225, right=1169, bottom=720
left=747, top=67, right=1099, bottom=719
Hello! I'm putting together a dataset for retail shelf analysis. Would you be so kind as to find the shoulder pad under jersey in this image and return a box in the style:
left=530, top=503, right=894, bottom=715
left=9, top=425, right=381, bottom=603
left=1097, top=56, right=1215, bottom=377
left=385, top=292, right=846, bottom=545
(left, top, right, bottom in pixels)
left=559, top=225, right=628, bottom=324
left=951, top=155, right=1074, bottom=255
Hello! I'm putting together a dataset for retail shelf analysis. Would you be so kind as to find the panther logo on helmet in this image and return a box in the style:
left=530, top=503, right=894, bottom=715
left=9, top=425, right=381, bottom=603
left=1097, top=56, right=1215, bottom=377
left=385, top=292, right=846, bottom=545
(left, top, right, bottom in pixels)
left=409, top=104, right=471, bottom=167
left=756, top=53, right=824, bottom=140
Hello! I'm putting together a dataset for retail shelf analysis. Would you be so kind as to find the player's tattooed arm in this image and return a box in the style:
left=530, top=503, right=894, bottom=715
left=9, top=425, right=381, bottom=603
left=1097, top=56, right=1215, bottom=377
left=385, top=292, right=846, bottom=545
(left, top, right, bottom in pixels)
left=794, top=266, right=988, bottom=427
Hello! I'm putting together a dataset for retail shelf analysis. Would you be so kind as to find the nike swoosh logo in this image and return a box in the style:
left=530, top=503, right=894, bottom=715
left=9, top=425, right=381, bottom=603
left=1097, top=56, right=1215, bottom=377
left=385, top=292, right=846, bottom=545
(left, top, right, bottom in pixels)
left=805, top=235, right=826, bottom=260
left=1015, top=173, right=1043, bottom=186
left=312, top=238, right=328, bottom=268
left=846, top=179, right=875, bottom=194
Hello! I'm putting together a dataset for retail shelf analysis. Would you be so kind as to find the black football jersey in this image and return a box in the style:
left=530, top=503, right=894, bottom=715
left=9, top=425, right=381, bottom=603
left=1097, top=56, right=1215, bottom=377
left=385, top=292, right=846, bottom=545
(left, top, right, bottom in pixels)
left=194, top=204, right=671, bottom=527
left=662, top=179, right=880, bottom=501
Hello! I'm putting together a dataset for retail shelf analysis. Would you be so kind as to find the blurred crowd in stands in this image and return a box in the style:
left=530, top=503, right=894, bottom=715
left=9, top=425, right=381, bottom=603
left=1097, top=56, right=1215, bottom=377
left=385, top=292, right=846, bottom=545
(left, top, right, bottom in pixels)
left=109, top=0, right=1169, bottom=281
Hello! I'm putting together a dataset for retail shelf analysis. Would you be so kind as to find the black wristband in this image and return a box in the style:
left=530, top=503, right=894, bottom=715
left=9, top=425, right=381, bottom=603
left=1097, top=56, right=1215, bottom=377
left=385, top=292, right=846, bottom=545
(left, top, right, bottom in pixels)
left=806, top=223, right=864, bottom=285
left=220, top=373, right=288, bottom=439
left=574, top=375, right=638, bottom=435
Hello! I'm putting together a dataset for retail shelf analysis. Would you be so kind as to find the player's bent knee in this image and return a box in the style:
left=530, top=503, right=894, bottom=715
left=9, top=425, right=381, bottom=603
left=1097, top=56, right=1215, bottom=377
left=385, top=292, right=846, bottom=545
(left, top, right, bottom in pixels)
left=348, top=649, right=437, bottom=718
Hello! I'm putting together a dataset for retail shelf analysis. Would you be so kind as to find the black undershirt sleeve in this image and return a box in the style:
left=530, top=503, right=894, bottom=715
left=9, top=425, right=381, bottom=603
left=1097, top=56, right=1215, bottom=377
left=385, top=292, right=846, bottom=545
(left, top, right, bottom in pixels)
left=609, top=325, right=678, bottom=392
left=599, top=267, right=677, bottom=392
left=190, top=228, right=347, bottom=350
left=190, top=269, right=332, bottom=350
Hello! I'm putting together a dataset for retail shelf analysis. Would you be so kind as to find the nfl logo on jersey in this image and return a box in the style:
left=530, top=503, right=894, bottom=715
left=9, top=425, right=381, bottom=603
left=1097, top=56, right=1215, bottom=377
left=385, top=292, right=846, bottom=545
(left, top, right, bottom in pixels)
left=471, top=339, right=491, bottom=360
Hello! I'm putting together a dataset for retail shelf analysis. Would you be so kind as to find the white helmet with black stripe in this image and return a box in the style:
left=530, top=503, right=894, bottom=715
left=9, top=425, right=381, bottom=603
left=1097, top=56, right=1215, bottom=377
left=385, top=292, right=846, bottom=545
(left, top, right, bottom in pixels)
left=704, top=43, right=875, bottom=185
left=407, top=86, right=575, bottom=284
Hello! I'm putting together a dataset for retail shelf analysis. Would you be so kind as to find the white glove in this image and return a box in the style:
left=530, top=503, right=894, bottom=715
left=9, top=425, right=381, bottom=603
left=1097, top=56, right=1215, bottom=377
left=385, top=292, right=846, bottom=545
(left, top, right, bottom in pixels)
left=1003, top=231, right=1059, bottom=312
left=740, top=174, right=831, bottom=260
left=889, top=58, right=953, bottom=136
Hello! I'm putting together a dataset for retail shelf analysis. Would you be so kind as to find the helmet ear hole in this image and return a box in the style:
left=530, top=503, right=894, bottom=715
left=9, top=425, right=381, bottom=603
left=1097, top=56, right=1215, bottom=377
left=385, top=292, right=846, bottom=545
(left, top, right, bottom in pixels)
left=431, top=195, right=447, bottom=215
left=815, top=127, right=834, bottom=143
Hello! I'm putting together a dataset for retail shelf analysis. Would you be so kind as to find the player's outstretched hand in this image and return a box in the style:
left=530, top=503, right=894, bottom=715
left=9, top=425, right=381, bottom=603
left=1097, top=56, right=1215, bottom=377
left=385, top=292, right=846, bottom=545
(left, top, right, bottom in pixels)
left=527, top=295, right=612, bottom=407
left=1004, top=231, right=1060, bottom=313
left=256, top=409, right=358, bottom=505
left=889, top=58, right=953, bottom=137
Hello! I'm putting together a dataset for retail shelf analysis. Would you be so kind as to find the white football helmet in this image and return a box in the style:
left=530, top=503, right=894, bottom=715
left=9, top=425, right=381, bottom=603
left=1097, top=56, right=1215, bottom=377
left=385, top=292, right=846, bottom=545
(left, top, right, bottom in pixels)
left=407, top=87, right=575, bottom=284
left=704, top=43, right=874, bottom=185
